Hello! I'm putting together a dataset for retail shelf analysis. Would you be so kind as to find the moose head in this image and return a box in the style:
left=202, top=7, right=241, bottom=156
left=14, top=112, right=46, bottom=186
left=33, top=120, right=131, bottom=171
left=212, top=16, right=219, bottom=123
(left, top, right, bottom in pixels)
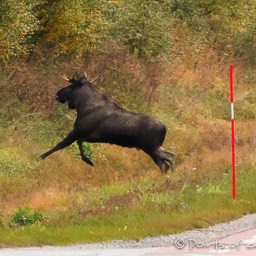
left=55, top=73, right=92, bottom=109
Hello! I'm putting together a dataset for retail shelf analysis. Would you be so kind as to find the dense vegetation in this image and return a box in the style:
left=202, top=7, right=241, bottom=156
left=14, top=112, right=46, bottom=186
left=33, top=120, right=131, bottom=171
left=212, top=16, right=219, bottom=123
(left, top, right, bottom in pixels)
left=0, top=0, right=256, bottom=246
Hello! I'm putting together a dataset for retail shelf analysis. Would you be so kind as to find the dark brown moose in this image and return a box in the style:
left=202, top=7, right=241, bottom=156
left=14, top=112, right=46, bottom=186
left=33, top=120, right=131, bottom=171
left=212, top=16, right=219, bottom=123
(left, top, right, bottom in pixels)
left=41, top=73, right=175, bottom=172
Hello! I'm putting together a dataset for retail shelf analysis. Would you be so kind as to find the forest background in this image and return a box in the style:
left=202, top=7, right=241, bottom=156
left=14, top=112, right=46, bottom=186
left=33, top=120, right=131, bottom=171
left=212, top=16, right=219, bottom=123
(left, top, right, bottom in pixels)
left=0, top=0, right=256, bottom=246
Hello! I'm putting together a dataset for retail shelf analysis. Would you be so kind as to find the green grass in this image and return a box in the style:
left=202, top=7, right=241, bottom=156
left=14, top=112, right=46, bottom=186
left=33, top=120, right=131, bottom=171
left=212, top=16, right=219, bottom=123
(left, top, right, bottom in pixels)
left=0, top=165, right=255, bottom=247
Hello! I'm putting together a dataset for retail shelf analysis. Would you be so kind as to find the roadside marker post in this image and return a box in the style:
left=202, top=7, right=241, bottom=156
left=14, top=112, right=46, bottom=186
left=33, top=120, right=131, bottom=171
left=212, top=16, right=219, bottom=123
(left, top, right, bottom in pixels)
left=230, top=64, right=236, bottom=200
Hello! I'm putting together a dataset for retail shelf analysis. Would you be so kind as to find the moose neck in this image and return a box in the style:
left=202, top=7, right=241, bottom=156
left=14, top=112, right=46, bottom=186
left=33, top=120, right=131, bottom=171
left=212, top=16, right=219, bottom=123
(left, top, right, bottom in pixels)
left=71, top=84, right=103, bottom=117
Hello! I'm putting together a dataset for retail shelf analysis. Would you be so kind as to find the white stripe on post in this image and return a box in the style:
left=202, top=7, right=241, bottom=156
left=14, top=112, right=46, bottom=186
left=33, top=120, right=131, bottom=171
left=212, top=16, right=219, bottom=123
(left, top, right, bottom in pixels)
left=230, top=103, right=235, bottom=120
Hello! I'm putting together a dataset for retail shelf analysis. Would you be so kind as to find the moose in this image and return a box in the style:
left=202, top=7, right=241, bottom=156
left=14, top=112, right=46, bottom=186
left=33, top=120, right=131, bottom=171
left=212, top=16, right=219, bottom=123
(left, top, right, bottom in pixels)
left=40, top=73, right=175, bottom=172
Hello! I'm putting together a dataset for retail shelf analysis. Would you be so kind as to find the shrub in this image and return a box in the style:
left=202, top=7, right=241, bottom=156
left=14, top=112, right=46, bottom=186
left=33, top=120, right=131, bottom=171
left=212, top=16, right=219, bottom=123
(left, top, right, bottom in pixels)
left=11, top=208, right=43, bottom=226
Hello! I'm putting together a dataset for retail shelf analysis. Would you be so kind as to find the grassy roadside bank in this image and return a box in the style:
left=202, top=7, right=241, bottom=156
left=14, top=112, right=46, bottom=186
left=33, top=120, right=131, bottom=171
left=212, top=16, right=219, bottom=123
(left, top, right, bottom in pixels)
left=0, top=162, right=255, bottom=247
left=0, top=64, right=255, bottom=248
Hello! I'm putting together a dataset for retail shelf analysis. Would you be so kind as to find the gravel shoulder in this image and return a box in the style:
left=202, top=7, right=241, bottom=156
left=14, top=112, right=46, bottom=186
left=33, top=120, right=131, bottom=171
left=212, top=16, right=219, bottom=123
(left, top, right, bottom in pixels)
left=80, top=213, right=256, bottom=249
left=1, top=213, right=256, bottom=256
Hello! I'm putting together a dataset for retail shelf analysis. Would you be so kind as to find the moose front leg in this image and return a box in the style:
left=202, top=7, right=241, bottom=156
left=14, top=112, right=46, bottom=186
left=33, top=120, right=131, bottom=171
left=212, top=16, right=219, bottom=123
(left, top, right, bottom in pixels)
left=40, top=131, right=77, bottom=160
left=77, top=139, right=94, bottom=166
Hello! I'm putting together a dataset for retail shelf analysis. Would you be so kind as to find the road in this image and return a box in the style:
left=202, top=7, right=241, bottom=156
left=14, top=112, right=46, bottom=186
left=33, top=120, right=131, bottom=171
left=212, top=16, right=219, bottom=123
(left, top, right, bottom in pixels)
left=1, top=215, right=256, bottom=256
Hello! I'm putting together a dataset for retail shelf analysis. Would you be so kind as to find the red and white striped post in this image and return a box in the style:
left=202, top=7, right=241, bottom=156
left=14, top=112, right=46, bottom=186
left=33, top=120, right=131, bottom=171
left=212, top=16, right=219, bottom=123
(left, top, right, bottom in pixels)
left=230, top=64, right=236, bottom=200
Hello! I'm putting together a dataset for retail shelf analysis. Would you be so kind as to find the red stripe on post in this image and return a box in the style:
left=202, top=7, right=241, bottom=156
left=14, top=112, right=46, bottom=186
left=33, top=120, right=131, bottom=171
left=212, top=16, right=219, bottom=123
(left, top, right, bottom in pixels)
left=230, top=64, right=236, bottom=200
left=230, top=64, right=234, bottom=103
left=231, top=119, right=236, bottom=199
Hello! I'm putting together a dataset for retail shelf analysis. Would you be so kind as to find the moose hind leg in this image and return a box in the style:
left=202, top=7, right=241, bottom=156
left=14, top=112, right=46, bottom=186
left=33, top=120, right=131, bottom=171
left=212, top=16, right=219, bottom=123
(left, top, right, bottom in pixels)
left=161, top=148, right=176, bottom=172
left=161, top=148, right=175, bottom=159
left=150, top=155, right=169, bottom=173
left=150, top=148, right=175, bottom=173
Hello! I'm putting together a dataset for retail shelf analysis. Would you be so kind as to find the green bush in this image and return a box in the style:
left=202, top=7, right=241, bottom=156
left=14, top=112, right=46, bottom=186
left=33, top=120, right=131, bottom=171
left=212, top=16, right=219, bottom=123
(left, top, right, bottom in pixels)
left=0, top=212, right=4, bottom=228
left=11, top=208, right=43, bottom=226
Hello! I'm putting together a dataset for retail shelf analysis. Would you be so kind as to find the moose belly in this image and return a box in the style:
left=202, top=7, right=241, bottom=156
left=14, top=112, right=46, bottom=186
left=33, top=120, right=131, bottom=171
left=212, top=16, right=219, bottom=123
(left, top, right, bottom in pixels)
left=100, top=132, right=139, bottom=148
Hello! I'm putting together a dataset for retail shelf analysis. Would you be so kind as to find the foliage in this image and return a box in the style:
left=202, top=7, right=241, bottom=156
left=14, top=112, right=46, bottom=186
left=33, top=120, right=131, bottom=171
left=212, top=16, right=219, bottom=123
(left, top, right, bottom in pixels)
left=11, top=208, right=43, bottom=226
left=0, top=0, right=255, bottom=63
left=110, top=0, right=173, bottom=58
left=0, top=212, right=3, bottom=229
left=0, top=0, right=40, bottom=61
left=234, top=2, right=256, bottom=65
left=169, top=0, right=254, bottom=54
left=37, top=0, right=111, bottom=55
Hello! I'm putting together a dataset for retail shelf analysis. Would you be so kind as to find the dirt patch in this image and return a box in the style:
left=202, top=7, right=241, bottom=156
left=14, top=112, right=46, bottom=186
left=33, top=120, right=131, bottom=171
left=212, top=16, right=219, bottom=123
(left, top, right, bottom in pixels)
left=104, top=191, right=140, bottom=209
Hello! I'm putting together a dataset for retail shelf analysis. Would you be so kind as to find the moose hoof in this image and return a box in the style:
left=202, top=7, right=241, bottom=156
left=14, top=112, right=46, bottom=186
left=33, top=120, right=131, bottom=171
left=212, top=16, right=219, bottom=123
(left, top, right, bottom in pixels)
left=88, top=161, right=94, bottom=167
left=82, top=156, right=94, bottom=167
left=40, top=154, right=47, bottom=160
